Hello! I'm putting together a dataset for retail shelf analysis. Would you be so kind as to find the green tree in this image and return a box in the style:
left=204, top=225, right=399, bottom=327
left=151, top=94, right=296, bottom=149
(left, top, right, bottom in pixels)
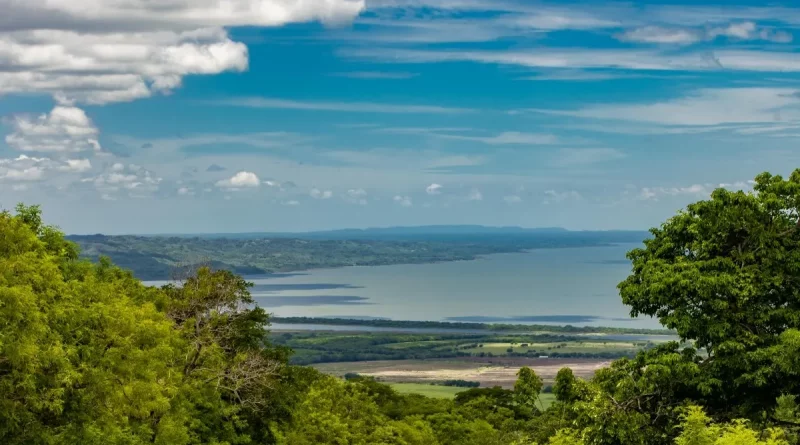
left=675, top=406, right=788, bottom=445
left=0, top=205, right=187, bottom=444
left=514, top=367, right=543, bottom=416
left=276, top=376, right=438, bottom=445
left=618, top=171, right=800, bottom=419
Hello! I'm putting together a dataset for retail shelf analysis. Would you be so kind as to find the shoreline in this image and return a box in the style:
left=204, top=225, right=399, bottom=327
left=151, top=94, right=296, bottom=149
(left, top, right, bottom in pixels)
left=142, top=242, right=635, bottom=283
left=269, top=317, right=675, bottom=337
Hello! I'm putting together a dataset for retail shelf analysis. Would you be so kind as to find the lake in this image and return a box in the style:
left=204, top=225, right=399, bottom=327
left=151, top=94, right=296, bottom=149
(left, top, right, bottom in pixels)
left=241, top=244, right=659, bottom=329
left=143, top=243, right=660, bottom=329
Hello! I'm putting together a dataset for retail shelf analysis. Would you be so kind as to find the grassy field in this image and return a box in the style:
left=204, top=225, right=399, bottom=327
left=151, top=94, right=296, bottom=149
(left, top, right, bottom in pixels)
left=388, top=383, right=557, bottom=408
left=272, top=331, right=652, bottom=365
left=390, top=383, right=466, bottom=399
left=462, top=340, right=641, bottom=356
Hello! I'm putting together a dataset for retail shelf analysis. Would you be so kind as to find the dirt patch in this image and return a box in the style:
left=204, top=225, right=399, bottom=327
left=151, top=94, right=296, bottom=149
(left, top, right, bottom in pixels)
left=315, top=357, right=610, bottom=388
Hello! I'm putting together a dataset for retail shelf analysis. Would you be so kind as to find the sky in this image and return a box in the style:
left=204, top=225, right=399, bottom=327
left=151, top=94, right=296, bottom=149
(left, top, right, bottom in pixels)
left=2, top=0, right=800, bottom=234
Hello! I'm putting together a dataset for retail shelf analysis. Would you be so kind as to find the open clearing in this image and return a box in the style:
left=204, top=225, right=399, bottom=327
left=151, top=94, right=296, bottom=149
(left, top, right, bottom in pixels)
left=390, top=383, right=465, bottom=399
left=316, top=357, right=610, bottom=388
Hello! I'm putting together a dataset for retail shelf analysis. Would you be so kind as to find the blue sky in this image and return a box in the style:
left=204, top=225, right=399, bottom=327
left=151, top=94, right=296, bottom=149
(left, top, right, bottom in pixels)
left=1, top=0, right=800, bottom=234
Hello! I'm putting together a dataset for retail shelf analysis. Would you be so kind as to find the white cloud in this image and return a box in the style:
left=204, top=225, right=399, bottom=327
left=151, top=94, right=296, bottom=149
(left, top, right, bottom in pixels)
left=0, top=1, right=365, bottom=104
left=616, top=21, right=793, bottom=45
left=468, top=188, right=483, bottom=201
left=217, top=97, right=474, bottom=114
left=503, top=195, right=522, bottom=204
left=177, top=187, right=193, bottom=196
left=543, top=189, right=581, bottom=204
left=0, top=154, right=92, bottom=182
left=342, top=47, right=800, bottom=73
left=393, top=195, right=413, bottom=207
left=437, top=131, right=559, bottom=145
left=346, top=188, right=368, bottom=205
left=519, top=70, right=651, bottom=81
left=83, top=163, right=162, bottom=198
left=638, top=184, right=710, bottom=201
left=616, top=26, right=703, bottom=44
left=331, top=71, right=418, bottom=79
left=58, top=158, right=92, bottom=172
left=216, top=171, right=260, bottom=189
left=537, top=88, right=800, bottom=127
left=552, top=148, right=626, bottom=166
left=426, top=183, right=443, bottom=195
left=310, top=188, right=334, bottom=199
left=283, top=200, right=300, bottom=206
left=5, top=104, right=101, bottom=153
left=11, top=184, right=29, bottom=191
left=2, top=166, right=44, bottom=181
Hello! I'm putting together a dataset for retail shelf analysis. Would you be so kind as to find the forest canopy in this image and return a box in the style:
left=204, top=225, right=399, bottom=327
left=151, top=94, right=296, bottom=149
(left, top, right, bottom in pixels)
left=2, top=169, right=800, bottom=444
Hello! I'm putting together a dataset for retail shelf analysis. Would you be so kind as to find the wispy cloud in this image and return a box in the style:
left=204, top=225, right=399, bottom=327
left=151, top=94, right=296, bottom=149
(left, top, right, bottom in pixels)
left=214, top=97, right=474, bottom=114
left=436, top=131, right=559, bottom=145
left=340, top=47, right=800, bottom=73
left=535, top=88, right=800, bottom=127
left=551, top=148, right=626, bottom=166
left=330, top=71, right=419, bottom=79
left=616, top=22, right=793, bottom=45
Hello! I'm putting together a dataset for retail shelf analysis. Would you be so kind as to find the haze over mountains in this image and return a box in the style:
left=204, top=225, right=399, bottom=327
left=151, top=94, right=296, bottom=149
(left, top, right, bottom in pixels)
left=97, top=225, right=645, bottom=241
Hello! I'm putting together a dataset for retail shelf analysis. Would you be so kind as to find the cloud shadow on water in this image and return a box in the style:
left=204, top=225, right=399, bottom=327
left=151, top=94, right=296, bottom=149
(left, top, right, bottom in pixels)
left=253, top=295, right=371, bottom=307
left=251, top=283, right=363, bottom=293
left=445, top=315, right=632, bottom=323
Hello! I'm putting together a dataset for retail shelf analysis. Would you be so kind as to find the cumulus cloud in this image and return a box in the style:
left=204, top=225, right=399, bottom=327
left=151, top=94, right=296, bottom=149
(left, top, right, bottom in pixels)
left=310, top=188, right=334, bottom=199
left=206, top=163, right=227, bottom=172
left=216, top=171, right=260, bottom=189
left=426, top=183, right=443, bottom=195
left=0, top=0, right=365, bottom=104
left=4, top=104, right=101, bottom=153
left=393, top=195, right=413, bottom=207
left=81, top=163, right=162, bottom=198
left=345, top=188, right=368, bottom=205
left=59, top=158, right=92, bottom=172
left=0, top=154, right=92, bottom=182
left=638, top=184, right=709, bottom=201
left=637, top=180, right=755, bottom=202
left=543, top=190, right=581, bottom=204
left=503, top=195, right=522, bottom=204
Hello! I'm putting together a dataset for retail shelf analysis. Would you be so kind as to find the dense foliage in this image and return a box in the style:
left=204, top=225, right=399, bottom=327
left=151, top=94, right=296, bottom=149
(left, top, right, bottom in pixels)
left=3, top=169, right=800, bottom=444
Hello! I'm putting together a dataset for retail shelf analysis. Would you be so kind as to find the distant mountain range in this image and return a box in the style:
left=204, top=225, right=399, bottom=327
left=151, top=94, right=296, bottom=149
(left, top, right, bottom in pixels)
left=133, top=225, right=644, bottom=241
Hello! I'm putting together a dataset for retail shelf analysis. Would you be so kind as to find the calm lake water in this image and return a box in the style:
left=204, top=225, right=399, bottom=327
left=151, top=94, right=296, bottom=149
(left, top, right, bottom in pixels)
left=144, top=244, right=661, bottom=329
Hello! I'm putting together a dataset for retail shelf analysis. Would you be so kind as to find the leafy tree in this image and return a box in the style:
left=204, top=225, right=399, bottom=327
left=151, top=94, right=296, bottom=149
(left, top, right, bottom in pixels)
left=0, top=205, right=292, bottom=444
left=0, top=205, right=186, bottom=444
left=514, top=367, right=543, bottom=414
left=619, top=171, right=800, bottom=419
left=276, top=376, right=438, bottom=444
left=675, top=406, right=789, bottom=445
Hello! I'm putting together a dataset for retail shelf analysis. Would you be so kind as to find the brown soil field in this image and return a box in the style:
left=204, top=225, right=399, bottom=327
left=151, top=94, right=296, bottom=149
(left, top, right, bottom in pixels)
left=314, top=357, right=610, bottom=388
